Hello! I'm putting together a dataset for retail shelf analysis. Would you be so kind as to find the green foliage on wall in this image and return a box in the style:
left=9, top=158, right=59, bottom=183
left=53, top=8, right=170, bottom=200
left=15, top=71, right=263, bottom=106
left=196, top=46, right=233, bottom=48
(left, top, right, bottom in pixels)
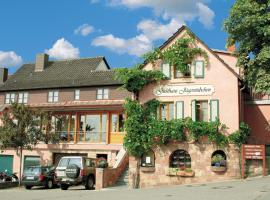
left=114, top=66, right=165, bottom=94
left=142, top=38, right=209, bottom=74
left=123, top=98, right=251, bottom=157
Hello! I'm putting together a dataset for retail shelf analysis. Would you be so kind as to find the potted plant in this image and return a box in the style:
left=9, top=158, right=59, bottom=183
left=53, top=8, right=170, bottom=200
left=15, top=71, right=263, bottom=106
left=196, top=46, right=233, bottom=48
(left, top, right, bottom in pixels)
left=96, top=158, right=109, bottom=168
left=211, top=154, right=226, bottom=172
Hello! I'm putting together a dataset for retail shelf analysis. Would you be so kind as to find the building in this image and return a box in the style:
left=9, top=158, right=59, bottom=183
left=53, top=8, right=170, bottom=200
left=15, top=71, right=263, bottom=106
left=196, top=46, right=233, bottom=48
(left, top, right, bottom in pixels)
left=128, top=26, right=248, bottom=188
left=0, top=54, right=131, bottom=173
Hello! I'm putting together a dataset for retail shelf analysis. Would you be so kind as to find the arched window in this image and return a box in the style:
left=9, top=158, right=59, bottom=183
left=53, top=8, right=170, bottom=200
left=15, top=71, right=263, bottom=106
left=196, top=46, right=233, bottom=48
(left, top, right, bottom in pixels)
left=211, top=150, right=226, bottom=167
left=169, top=150, right=191, bottom=169
left=141, top=151, right=155, bottom=167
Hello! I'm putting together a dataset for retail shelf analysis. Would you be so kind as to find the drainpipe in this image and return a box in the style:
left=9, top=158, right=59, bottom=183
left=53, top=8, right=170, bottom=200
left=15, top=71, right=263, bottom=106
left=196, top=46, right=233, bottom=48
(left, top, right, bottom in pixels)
left=239, top=84, right=246, bottom=123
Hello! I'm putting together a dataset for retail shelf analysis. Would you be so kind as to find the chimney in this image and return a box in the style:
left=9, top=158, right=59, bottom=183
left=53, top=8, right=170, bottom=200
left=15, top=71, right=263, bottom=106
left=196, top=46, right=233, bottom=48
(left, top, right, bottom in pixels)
left=0, top=68, right=8, bottom=84
left=226, top=44, right=236, bottom=53
left=35, top=53, right=49, bottom=72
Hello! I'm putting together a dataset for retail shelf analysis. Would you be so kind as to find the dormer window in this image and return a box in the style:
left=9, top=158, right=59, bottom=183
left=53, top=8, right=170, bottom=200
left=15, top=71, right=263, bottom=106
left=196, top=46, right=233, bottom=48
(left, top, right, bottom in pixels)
left=161, top=62, right=171, bottom=79
left=48, top=91, right=59, bottom=103
left=18, top=92, right=28, bottom=104
left=97, top=88, right=109, bottom=100
left=5, top=93, right=15, bottom=104
left=74, top=89, right=80, bottom=100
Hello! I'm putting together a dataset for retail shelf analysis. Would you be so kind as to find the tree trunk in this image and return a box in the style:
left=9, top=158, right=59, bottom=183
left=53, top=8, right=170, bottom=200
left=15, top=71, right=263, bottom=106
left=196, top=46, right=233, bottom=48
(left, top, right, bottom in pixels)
left=19, top=146, right=23, bottom=186
left=135, top=157, right=140, bottom=188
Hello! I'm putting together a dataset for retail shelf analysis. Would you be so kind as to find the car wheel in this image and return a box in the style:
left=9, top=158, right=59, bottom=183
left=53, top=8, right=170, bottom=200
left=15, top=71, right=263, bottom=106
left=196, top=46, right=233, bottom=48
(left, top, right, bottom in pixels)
left=60, top=184, right=69, bottom=190
left=25, top=185, right=33, bottom=190
left=46, top=180, right=54, bottom=189
left=85, top=176, right=95, bottom=190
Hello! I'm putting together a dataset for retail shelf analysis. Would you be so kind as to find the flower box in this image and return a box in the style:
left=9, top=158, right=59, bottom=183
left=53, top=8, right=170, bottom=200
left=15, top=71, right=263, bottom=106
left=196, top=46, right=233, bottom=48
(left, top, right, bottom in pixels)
left=211, top=166, right=227, bottom=172
left=141, top=166, right=155, bottom=172
left=167, top=168, right=195, bottom=177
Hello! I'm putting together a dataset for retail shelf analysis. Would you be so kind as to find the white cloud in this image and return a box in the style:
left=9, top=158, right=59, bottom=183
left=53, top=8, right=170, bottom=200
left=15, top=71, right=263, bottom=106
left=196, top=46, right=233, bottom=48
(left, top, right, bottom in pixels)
left=45, top=38, right=80, bottom=60
left=90, top=0, right=99, bottom=4
left=197, top=2, right=215, bottom=28
left=108, top=0, right=214, bottom=28
left=92, top=34, right=152, bottom=56
left=74, top=24, right=95, bottom=36
left=0, top=51, right=22, bottom=67
left=91, top=0, right=215, bottom=57
left=137, top=18, right=183, bottom=41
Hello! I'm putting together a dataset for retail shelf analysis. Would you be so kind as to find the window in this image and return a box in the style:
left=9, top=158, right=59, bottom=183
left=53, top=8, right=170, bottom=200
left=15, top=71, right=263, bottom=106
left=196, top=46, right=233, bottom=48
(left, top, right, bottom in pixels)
left=159, top=102, right=174, bottom=120
left=18, top=92, right=28, bottom=104
left=196, top=100, right=208, bottom=122
left=5, top=93, right=15, bottom=104
left=210, top=100, right=219, bottom=122
left=74, top=90, right=80, bottom=100
left=161, top=62, right=171, bottom=78
left=97, top=88, right=109, bottom=100
left=192, top=100, right=208, bottom=122
left=111, top=113, right=124, bottom=132
left=141, top=151, right=155, bottom=167
left=50, top=114, right=76, bottom=142
left=78, top=114, right=107, bottom=142
left=194, top=61, right=205, bottom=78
left=211, top=150, right=226, bottom=167
left=174, top=64, right=191, bottom=78
left=48, top=91, right=59, bottom=102
left=169, top=150, right=191, bottom=169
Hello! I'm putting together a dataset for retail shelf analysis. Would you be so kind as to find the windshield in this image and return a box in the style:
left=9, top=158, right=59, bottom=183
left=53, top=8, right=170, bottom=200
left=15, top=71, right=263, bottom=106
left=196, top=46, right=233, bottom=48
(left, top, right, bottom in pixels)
left=23, top=167, right=41, bottom=175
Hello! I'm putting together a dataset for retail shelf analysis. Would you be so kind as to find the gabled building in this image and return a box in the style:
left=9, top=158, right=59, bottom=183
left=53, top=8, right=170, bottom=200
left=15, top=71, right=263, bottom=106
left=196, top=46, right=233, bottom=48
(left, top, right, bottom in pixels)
left=0, top=54, right=131, bottom=173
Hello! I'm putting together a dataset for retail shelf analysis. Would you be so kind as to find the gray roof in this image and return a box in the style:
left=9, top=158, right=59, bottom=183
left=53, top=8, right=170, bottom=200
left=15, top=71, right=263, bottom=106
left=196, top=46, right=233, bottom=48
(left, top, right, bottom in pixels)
left=0, top=57, right=121, bottom=91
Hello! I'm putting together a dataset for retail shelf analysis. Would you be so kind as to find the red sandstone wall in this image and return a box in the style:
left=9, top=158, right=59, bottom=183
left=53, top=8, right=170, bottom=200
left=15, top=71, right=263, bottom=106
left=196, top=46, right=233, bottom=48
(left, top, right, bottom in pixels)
left=129, top=143, right=241, bottom=188
left=244, top=104, right=270, bottom=144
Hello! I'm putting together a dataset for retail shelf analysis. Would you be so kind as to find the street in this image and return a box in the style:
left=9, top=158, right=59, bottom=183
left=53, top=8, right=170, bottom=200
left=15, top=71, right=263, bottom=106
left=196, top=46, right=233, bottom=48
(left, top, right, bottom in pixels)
left=1, top=176, right=270, bottom=200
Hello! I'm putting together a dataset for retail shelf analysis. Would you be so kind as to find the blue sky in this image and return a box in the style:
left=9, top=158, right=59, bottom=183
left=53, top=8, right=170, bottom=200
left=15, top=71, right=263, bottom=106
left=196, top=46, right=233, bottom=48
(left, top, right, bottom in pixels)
left=0, top=0, right=234, bottom=73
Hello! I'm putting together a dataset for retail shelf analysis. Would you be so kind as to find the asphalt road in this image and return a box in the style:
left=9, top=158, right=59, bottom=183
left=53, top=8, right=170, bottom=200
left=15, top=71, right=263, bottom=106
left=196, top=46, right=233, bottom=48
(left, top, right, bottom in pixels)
left=1, top=177, right=270, bottom=200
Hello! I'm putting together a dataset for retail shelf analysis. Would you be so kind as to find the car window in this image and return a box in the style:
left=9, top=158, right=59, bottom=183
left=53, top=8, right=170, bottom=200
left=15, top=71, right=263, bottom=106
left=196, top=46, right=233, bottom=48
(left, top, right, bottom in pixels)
left=68, top=158, right=82, bottom=167
left=24, top=167, right=41, bottom=175
left=58, top=158, right=69, bottom=167
left=86, top=159, right=95, bottom=167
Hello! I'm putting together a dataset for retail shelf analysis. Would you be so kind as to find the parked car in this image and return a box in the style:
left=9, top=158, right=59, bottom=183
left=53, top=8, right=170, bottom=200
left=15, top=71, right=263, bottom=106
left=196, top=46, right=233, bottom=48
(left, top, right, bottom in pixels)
left=55, top=156, right=96, bottom=190
left=22, top=166, right=57, bottom=189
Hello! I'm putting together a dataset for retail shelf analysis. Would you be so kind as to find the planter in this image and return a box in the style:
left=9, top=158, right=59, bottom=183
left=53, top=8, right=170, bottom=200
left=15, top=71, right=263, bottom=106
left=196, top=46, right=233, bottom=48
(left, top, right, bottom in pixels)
left=167, top=168, right=195, bottom=177
left=141, top=166, right=155, bottom=172
left=211, top=166, right=227, bottom=172
left=177, top=170, right=195, bottom=177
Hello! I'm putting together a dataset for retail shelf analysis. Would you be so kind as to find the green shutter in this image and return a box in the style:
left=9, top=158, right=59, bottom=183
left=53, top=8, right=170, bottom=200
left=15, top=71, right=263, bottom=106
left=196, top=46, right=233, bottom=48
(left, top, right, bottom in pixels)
left=191, top=100, right=197, bottom=121
left=210, top=99, right=219, bottom=121
left=176, top=101, right=184, bottom=119
left=194, top=61, right=205, bottom=78
left=24, top=156, right=41, bottom=170
left=162, top=63, right=171, bottom=79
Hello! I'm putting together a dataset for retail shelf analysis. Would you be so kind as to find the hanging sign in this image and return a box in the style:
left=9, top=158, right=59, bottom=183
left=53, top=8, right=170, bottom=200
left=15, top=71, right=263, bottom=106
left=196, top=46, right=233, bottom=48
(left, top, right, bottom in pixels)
left=154, top=85, right=215, bottom=97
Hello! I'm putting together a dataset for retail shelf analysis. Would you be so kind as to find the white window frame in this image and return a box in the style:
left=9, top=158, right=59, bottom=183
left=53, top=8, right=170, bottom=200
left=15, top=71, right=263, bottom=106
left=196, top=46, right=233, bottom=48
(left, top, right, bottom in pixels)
left=5, top=93, right=16, bottom=104
left=48, top=91, right=59, bottom=103
left=18, top=92, right=28, bottom=104
left=74, top=89, right=80, bottom=100
left=97, top=88, right=109, bottom=100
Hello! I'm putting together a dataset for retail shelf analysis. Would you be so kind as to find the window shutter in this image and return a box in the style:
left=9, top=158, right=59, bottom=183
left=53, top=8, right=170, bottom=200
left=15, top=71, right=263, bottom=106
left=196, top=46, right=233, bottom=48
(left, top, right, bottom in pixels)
left=191, top=100, right=196, bottom=121
left=210, top=100, right=219, bottom=121
left=162, top=63, right=171, bottom=78
left=194, top=61, right=205, bottom=78
left=176, top=101, right=184, bottom=119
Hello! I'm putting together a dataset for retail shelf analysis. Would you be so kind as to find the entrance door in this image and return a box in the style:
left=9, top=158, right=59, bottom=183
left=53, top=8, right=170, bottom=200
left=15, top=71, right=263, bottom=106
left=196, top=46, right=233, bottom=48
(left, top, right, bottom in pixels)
left=0, top=155, right=13, bottom=173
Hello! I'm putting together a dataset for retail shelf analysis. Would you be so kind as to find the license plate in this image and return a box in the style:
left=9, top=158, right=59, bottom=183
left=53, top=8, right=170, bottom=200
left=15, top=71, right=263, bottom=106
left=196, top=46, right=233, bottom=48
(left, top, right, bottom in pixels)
left=57, top=171, right=65, bottom=177
left=26, top=176, right=34, bottom=180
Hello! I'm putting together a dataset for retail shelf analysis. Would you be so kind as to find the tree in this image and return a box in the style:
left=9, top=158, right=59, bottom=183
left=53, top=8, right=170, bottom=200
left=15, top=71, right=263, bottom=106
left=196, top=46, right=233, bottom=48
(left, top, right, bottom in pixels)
left=224, top=0, right=270, bottom=93
left=0, top=103, right=57, bottom=185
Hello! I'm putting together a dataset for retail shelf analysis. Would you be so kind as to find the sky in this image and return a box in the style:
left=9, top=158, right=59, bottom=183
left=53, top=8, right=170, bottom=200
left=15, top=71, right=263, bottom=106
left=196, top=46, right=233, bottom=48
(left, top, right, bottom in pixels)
left=0, top=0, right=235, bottom=73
